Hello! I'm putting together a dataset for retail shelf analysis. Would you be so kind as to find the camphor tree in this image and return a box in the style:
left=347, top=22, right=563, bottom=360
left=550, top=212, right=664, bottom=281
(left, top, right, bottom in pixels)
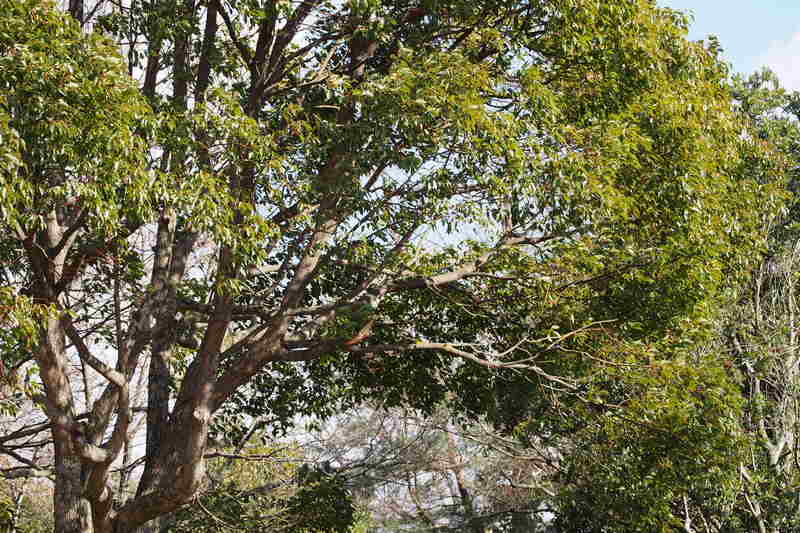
left=0, top=0, right=783, bottom=532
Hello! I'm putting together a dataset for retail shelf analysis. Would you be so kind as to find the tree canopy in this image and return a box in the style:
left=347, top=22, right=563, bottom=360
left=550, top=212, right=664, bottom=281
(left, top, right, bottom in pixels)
left=0, top=0, right=785, bottom=532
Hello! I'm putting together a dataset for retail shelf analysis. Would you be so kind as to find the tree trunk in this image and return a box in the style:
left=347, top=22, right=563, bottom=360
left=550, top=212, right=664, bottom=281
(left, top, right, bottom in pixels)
left=35, top=309, right=91, bottom=532
left=53, top=435, right=92, bottom=532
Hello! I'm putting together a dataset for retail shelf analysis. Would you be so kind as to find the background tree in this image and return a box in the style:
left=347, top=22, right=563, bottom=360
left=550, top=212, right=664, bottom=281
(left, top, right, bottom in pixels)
left=700, top=69, right=800, bottom=533
left=0, top=1, right=782, bottom=532
left=303, top=407, right=554, bottom=532
left=167, top=440, right=358, bottom=532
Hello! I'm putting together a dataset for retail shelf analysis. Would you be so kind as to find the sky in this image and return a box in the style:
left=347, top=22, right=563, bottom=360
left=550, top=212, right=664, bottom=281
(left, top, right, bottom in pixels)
left=658, top=1, right=800, bottom=89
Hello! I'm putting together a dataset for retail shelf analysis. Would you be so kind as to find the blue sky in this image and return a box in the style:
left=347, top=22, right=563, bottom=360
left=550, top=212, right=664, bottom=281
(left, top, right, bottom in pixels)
left=659, top=1, right=800, bottom=88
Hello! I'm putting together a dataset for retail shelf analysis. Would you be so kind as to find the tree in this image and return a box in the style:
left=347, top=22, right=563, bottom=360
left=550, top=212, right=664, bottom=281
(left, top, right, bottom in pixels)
left=167, top=441, right=357, bottom=532
left=523, top=70, right=797, bottom=533
left=0, top=0, right=781, bottom=532
left=305, top=406, right=555, bottom=532
left=703, top=69, right=800, bottom=533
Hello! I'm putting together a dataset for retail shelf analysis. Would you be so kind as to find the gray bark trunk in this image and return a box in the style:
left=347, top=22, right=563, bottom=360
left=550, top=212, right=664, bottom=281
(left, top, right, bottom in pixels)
left=53, top=442, right=93, bottom=532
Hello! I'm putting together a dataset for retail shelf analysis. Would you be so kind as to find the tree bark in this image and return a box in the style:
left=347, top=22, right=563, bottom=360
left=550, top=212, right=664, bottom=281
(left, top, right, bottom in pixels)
left=53, top=441, right=93, bottom=533
left=36, top=310, right=93, bottom=532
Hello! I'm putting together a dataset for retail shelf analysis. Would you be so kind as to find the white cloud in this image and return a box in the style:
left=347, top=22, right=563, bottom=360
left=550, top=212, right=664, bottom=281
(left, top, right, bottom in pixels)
left=756, top=30, right=800, bottom=91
